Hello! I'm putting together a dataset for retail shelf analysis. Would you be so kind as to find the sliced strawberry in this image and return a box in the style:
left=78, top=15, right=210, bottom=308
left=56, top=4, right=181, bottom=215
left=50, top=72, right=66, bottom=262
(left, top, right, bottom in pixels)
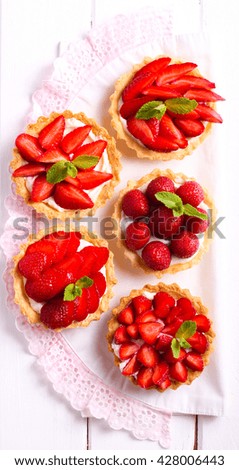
left=114, top=325, right=130, bottom=344
left=177, top=298, right=196, bottom=320
left=165, top=306, right=182, bottom=325
left=126, top=323, right=139, bottom=339
left=147, top=118, right=160, bottom=138
left=153, top=292, right=175, bottom=318
left=159, top=377, right=172, bottom=391
left=137, top=367, right=154, bottom=389
left=73, top=289, right=88, bottom=322
left=72, top=140, right=107, bottom=161
left=134, top=57, right=171, bottom=78
left=15, top=134, right=44, bottom=162
left=122, top=355, right=141, bottom=376
left=174, top=118, right=205, bottom=137
left=169, top=362, right=188, bottom=382
left=30, top=174, right=54, bottom=202
left=138, top=321, right=164, bottom=345
left=170, top=75, right=215, bottom=92
left=185, top=352, right=204, bottom=371
left=135, top=311, right=157, bottom=324
left=64, top=176, right=83, bottom=189
left=53, top=252, right=85, bottom=280
left=162, top=318, right=183, bottom=336
left=119, top=342, right=140, bottom=360
left=132, top=296, right=152, bottom=315
left=188, top=332, right=208, bottom=354
left=137, top=344, right=159, bottom=367
left=159, top=114, right=188, bottom=148
left=147, top=135, right=179, bottom=152
left=85, top=283, right=100, bottom=313
left=76, top=171, right=113, bottom=189
left=195, top=104, right=223, bottom=123
left=61, top=125, right=92, bottom=154
left=122, top=73, right=156, bottom=102
left=194, top=314, right=211, bottom=332
left=18, top=251, right=52, bottom=280
left=26, top=233, right=69, bottom=263
left=142, top=85, right=181, bottom=99
left=184, top=88, right=225, bottom=102
left=25, top=268, right=71, bottom=302
left=164, top=348, right=186, bottom=364
left=155, top=333, right=173, bottom=351
left=54, top=182, right=94, bottom=210
left=38, top=115, right=65, bottom=150
left=152, top=362, right=169, bottom=385
left=91, top=272, right=106, bottom=298
left=39, top=147, right=69, bottom=163
left=40, top=296, right=75, bottom=329
left=126, top=117, right=155, bottom=147
left=120, top=97, right=152, bottom=119
left=118, top=305, right=134, bottom=325
left=63, top=231, right=81, bottom=256
left=156, top=62, right=197, bottom=86
left=167, top=109, right=199, bottom=120
left=78, top=246, right=109, bottom=275
left=13, top=163, right=46, bottom=177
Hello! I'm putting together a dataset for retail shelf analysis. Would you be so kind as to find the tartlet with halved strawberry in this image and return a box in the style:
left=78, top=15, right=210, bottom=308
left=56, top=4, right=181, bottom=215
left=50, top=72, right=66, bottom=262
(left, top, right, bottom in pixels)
left=108, top=283, right=214, bottom=391
left=11, top=110, right=121, bottom=219
left=109, top=56, right=224, bottom=160
left=13, top=226, right=116, bottom=330
left=113, top=169, right=215, bottom=278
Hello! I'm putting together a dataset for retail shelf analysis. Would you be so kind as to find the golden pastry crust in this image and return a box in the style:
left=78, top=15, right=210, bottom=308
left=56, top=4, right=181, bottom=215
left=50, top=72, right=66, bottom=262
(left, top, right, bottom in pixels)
left=113, top=168, right=216, bottom=279
left=11, top=110, right=121, bottom=220
left=109, top=55, right=216, bottom=161
left=12, top=224, right=117, bottom=331
left=107, top=282, right=215, bottom=391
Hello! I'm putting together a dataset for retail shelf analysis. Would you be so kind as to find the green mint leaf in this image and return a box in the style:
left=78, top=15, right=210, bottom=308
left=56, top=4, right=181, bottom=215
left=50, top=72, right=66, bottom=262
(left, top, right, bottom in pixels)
left=65, top=162, right=78, bottom=178
left=171, top=338, right=181, bottom=359
left=165, top=97, right=198, bottom=114
left=64, top=283, right=82, bottom=301
left=155, top=191, right=184, bottom=217
left=73, top=155, right=99, bottom=169
left=179, top=338, right=191, bottom=349
left=75, top=276, right=94, bottom=290
left=136, top=101, right=167, bottom=120
left=175, top=320, right=197, bottom=341
left=46, top=161, right=69, bottom=184
left=183, top=204, right=208, bottom=220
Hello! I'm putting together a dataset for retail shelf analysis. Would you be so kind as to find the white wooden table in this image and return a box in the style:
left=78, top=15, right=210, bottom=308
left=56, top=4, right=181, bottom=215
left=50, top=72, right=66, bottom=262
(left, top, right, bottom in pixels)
left=0, top=0, right=238, bottom=450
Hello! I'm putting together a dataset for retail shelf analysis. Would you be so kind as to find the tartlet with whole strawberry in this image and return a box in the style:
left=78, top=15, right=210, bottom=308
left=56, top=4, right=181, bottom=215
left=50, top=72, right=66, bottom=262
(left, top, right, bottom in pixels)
left=13, top=226, right=116, bottom=330
left=113, top=169, right=216, bottom=278
left=108, top=283, right=214, bottom=391
left=109, top=55, right=224, bottom=160
left=11, top=110, right=121, bottom=219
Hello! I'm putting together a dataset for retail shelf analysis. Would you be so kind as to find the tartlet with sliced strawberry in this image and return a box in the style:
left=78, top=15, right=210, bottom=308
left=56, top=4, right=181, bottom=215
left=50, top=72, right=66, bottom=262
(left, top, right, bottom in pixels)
left=108, top=283, right=214, bottom=391
left=13, top=226, right=116, bottom=330
left=109, top=56, right=224, bottom=160
left=113, top=169, right=216, bottom=278
left=11, top=110, right=121, bottom=219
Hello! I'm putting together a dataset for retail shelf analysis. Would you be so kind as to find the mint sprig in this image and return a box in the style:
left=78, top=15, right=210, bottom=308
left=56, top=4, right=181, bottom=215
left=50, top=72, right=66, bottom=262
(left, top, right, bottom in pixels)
left=165, top=97, right=198, bottom=114
left=46, top=155, right=99, bottom=184
left=136, top=97, right=198, bottom=121
left=171, top=320, right=197, bottom=358
left=64, top=276, right=94, bottom=301
left=136, top=101, right=167, bottom=120
left=155, top=191, right=208, bottom=220
left=73, top=155, right=99, bottom=169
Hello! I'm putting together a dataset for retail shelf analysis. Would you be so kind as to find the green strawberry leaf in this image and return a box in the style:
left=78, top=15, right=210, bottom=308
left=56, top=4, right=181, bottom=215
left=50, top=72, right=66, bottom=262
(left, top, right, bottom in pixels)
left=175, top=320, right=197, bottom=341
left=155, top=191, right=184, bottom=217
left=183, top=204, right=208, bottom=220
left=165, top=97, right=198, bottom=114
left=73, top=155, right=99, bottom=169
left=63, top=276, right=94, bottom=301
left=136, top=101, right=167, bottom=120
left=179, top=338, right=191, bottom=349
left=171, top=338, right=181, bottom=359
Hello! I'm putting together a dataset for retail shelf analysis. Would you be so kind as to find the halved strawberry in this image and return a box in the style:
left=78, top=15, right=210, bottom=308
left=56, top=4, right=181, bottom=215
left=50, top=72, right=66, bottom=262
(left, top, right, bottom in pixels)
left=137, top=367, right=154, bottom=389
left=152, top=362, right=169, bottom=385
left=40, top=296, right=75, bottom=329
left=26, top=232, right=69, bottom=263
left=132, top=296, right=152, bottom=315
left=169, top=362, right=188, bottom=382
left=184, top=88, right=225, bottom=102
left=118, top=305, right=134, bottom=325
left=195, top=104, right=223, bottom=123
left=54, top=182, right=94, bottom=210
left=174, top=118, right=205, bottom=137
left=126, top=323, right=139, bottom=339
left=165, top=306, right=182, bottom=324
left=38, top=115, right=65, bottom=150
left=72, top=140, right=107, bottom=160
left=138, top=321, right=164, bottom=345
left=177, top=298, right=196, bottom=320
left=63, top=231, right=81, bottom=256
left=134, top=57, right=171, bottom=78
left=73, top=289, right=88, bottom=322
left=126, top=117, right=155, bottom=148
left=170, top=75, right=215, bottom=92
left=30, top=174, right=54, bottom=202
left=18, top=251, right=52, bottom=280
left=15, top=134, right=43, bottom=162
left=159, top=114, right=188, bottom=148
left=78, top=246, right=109, bottom=274
left=85, top=283, right=100, bottom=313
left=142, top=85, right=181, bottom=99
left=164, top=348, right=186, bottom=364
left=162, top=318, right=183, bottom=335
left=91, top=272, right=106, bottom=298
left=167, top=109, right=199, bottom=120
left=114, top=325, right=130, bottom=344
left=153, top=292, right=175, bottom=318
left=155, top=333, right=173, bottom=351
left=188, top=332, right=208, bottom=353
left=135, top=311, right=157, bottom=324
left=61, top=125, right=92, bottom=154
left=25, top=268, right=71, bottom=302
left=159, top=377, right=172, bottom=391
left=185, top=352, right=204, bottom=371
left=122, top=355, right=141, bottom=376
left=147, top=135, right=179, bottom=152
left=13, top=163, right=46, bottom=177
left=156, top=62, right=197, bottom=86
left=39, top=147, right=69, bottom=163
left=147, top=118, right=160, bottom=138
left=76, top=171, right=113, bottom=189
left=120, top=97, right=152, bottom=119
left=122, top=73, right=156, bottom=102
left=194, top=314, right=211, bottom=332
left=64, top=176, right=83, bottom=189
left=137, top=344, right=159, bottom=367
left=119, top=342, right=140, bottom=360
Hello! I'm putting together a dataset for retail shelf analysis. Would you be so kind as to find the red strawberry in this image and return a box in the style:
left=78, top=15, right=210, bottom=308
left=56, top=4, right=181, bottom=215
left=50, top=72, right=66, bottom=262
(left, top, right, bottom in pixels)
left=61, top=125, right=92, bottom=154
left=137, top=367, right=154, bottom=389
left=152, top=362, right=169, bottom=385
left=15, top=134, right=43, bottom=162
left=30, top=174, right=54, bottom=202
left=18, top=251, right=51, bottom=280
left=119, top=342, right=140, bottom=360
left=122, top=72, right=156, bottom=102
left=159, top=377, right=172, bottom=391
left=162, top=318, right=183, bottom=336
left=195, top=104, right=223, bottom=123
left=72, top=140, right=107, bottom=160
left=125, top=221, right=151, bottom=251
left=119, top=97, right=153, bottom=119
left=171, top=75, right=215, bottom=92
left=13, top=163, right=47, bottom=177
left=122, top=189, right=150, bottom=219
left=156, top=62, right=197, bottom=86
left=138, top=321, right=164, bottom=345
left=176, top=181, right=204, bottom=207
left=25, top=268, right=71, bottom=302
left=170, top=230, right=199, bottom=258
left=63, top=231, right=81, bottom=256
left=194, top=314, right=211, bottom=333
left=177, top=298, right=196, bottom=320
left=39, top=147, right=69, bottom=163
left=122, top=355, right=141, bottom=376
left=159, top=114, right=188, bottom=148
left=165, top=306, right=182, bottom=324
left=26, top=232, right=69, bottom=263
left=153, top=291, right=175, bottom=318
left=155, top=333, right=173, bottom=351
left=137, top=344, right=159, bottom=367
left=188, top=332, right=208, bottom=354
left=185, top=352, right=204, bottom=371
left=147, top=135, right=179, bottom=152
left=76, top=171, right=113, bottom=189
left=73, top=289, right=88, bottom=322
left=40, top=296, right=75, bottom=329
left=184, top=208, right=209, bottom=234
left=149, top=205, right=184, bottom=239
left=126, top=324, right=139, bottom=339
left=114, top=325, right=130, bottom=344
left=132, top=296, right=152, bottom=315
left=169, top=362, right=188, bottom=382
left=174, top=118, right=205, bottom=137
left=142, top=241, right=171, bottom=271
left=85, top=283, right=100, bottom=313
left=91, top=272, right=106, bottom=298
left=142, top=85, right=181, bottom=99
left=118, top=306, right=134, bottom=325
left=134, top=57, right=171, bottom=78
left=164, top=348, right=186, bottom=364
left=146, top=176, right=175, bottom=204
left=167, top=109, right=199, bottom=120
left=78, top=246, right=109, bottom=274
left=184, top=88, right=225, bottom=102
left=54, top=182, right=94, bottom=210
left=38, top=115, right=65, bottom=150
left=126, top=117, right=155, bottom=148
left=147, top=118, right=160, bottom=138
left=135, top=311, right=157, bottom=324
left=64, top=176, right=83, bottom=189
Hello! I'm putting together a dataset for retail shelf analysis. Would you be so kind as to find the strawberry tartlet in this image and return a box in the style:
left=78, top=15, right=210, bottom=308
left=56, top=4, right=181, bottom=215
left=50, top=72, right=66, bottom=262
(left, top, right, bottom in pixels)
left=109, top=56, right=224, bottom=160
left=11, top=110, right=121, bottom=219
left=13, top=226, right=116, bottom=330
left=108, top=283, right=214, bottom=391
left=113, top=169, right=216, bottom=278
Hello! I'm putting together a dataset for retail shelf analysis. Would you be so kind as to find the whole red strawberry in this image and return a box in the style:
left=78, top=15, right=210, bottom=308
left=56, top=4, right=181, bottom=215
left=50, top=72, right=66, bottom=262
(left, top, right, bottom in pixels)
left=122, top=189, right=150, bottom=219
left=146, top=176, right=175, bottom=204
left=142, top=241, right=171, bottom=270
left=170, top=230, right=199, bottom=258
left=176, top=181, right=204, bottom=207
left=40, top=296, right=75, bottom=329
left=184, top=208, right=209, bottom=234
left=149, top=205, right=183, bottom=239
left=125, top=221, right=151, bottom=251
